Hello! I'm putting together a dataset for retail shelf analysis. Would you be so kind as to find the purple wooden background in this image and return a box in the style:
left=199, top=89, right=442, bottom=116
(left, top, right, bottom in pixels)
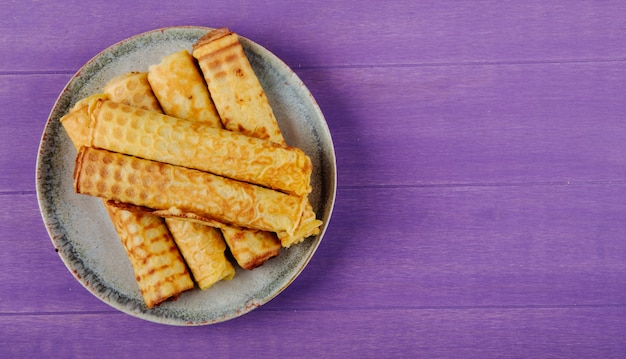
left=3, top=1, right=626, bottom=357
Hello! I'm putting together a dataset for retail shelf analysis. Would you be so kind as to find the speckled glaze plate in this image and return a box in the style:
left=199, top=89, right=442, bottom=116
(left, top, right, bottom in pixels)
left=36, top=26, right=336, bottom=326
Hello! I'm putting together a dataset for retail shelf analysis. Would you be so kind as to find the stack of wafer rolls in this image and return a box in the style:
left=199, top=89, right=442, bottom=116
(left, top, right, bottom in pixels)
left=63, top=28, right=323, bottom=304
left=103, top=72, right=235, bottom=288
left=192, top=27, right=322, bottom=247
left=84, top=99, right=312, bottom=197
left=61, top=93, right=194, bottom=309
left=74, top=145, right=307, bottom=236
left=147, top=49, right=281, bottom=269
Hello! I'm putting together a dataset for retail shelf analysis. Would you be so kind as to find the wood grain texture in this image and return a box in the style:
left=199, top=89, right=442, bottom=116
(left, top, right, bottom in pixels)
left=0, top=74, right=70, bottom=193
left=2, top=308, right=626, bottom=358
left=2, top=1, right=626, bottom=357
left=3, top=2, right=626, bottom=72
left=301, top=61, right=626, bottom=187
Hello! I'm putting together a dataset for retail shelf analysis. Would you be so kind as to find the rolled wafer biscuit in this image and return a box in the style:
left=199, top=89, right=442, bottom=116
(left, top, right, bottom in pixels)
left=61, top=105, right=93, bottom=147
left=192, top=28, right=283, bottom=144
left=147, top=50, right=222, bottom=127
left=86, top=99, right=312, bottom=196
left=105, top=72, right=237, bottom=284
left=107, top=205, right=194, bottom=308
left=193, top=28, right=322, bottom=247
left=278, top=201, right=323, bottom=247
left=219, top=227, right=280, bottom=270
left=73, top=147, right=307, bottom=237
left=148, top=58, right=280, bottom=269
left=60, top=99, right=194, bottom=308
left=103, top=72, right=162, bottom=112
left=165, top=219, right=235, bottom=289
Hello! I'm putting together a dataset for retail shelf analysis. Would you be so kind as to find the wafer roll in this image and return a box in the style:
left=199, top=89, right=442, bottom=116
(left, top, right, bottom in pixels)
left=165, top=219, right=235, bottom=289
left=219, top=227, right=280, bottom=270
left=106, top=72, right=238, bottom=284
left=103, top=72, right=162, bottom=112
left=61, top=106, right=91, bottom=146
left=86, top=99, right=312, bottom=196
left=148, top=57, right=281, bottom=269
left=60, top=100, right=194, bottom=308
left=74, top=147, right=307, bottom=237
left=147, top=50, right=222, bottom=127
left=61, top=94, right=112, bottom=146
left=107, top=205, right=194, bottom=308
left=278, top=201, right=323, bottom=247
left=192, top=28, right=284, bottom=144
left=192, top=28, right=323, bottom=247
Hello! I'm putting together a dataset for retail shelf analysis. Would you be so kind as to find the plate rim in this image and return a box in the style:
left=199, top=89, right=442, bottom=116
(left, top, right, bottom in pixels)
left=35, top=25, right=337, bottom=326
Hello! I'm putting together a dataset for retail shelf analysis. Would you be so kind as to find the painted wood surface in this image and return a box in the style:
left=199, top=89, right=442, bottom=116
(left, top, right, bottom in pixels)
left=2, top=1, right=626, bottom=358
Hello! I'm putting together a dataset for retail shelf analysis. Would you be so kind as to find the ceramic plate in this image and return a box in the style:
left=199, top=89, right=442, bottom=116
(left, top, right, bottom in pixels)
left=36, top=26, right=336, bottom=325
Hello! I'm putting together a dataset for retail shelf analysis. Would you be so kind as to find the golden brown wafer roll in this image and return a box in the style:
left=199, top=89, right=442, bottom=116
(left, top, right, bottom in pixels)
left=106, top=73, right=237, bottom=285
left=61, top=107, right=91, bottom=146
left=192, top=28, right=284, bottom=144
left=219, top=227, right=280, bottom=270
left=147, top=50, right=222, bottom=127
left=107, top=205, right=194, bottom=308
left=148, top=56, right=281, bottom=269
left=192, top=28, right=323, bottom=247
left=103, top=72, right=162, bottom=112
left=60, top=100, right=194, bottom=308
left=86, top=99, right=312, bottom=196
left=73, top=147, right=307, bottom=237
left=164, top=219, right=235, bottom=289
left=277, top=201, right=323, bottom=247
left=61, top=94, right=110, bottom=146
